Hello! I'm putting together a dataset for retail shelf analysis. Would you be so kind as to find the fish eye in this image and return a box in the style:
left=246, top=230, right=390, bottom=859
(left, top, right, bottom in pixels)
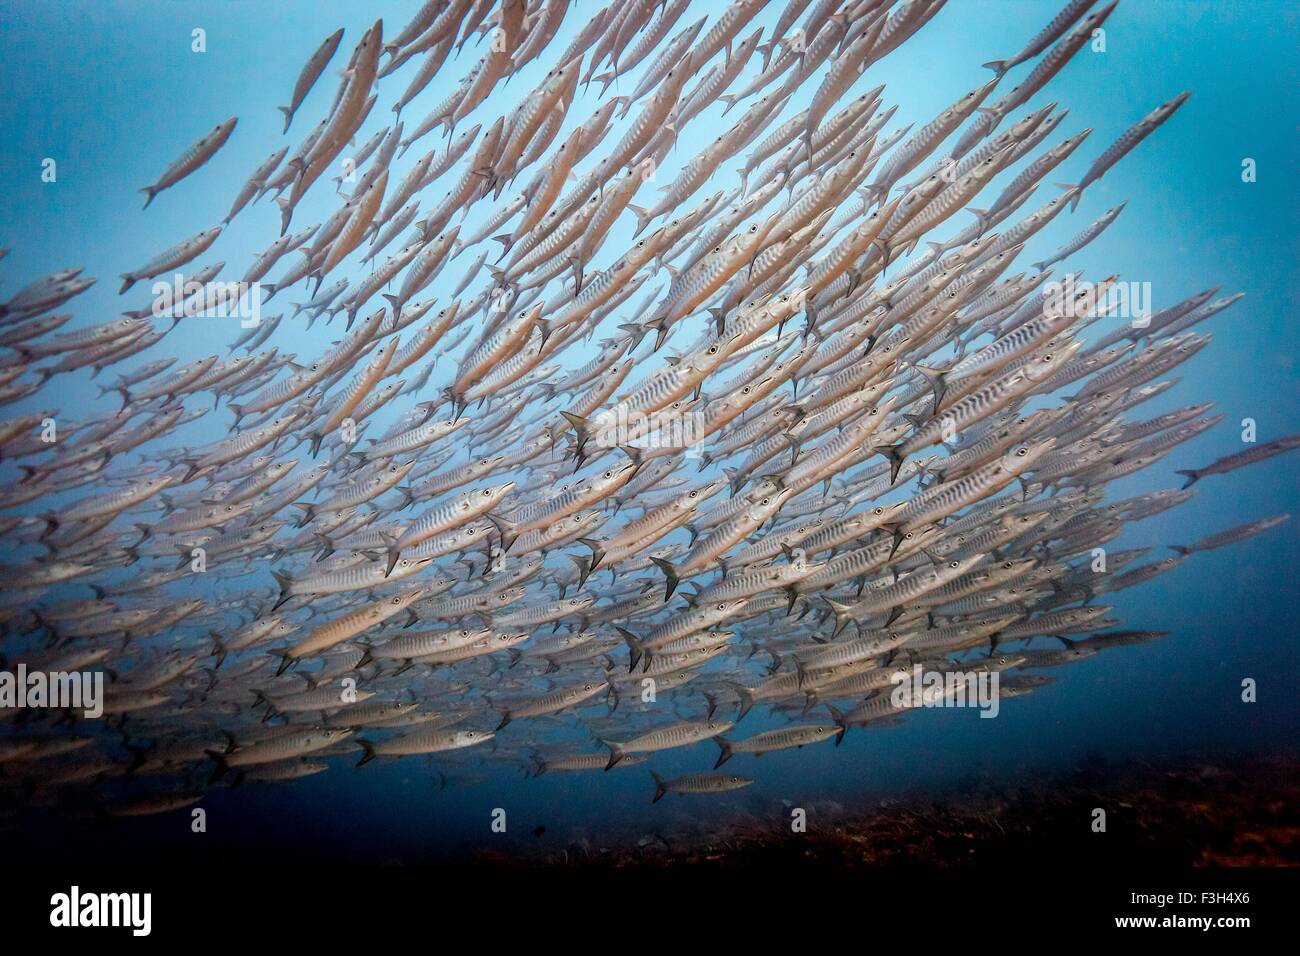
left=1016, top=447, right=1028, bottom=456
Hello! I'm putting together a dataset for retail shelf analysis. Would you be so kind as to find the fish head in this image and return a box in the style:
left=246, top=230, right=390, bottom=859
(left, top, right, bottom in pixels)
left=1004, top=437, right=1056, bottom=475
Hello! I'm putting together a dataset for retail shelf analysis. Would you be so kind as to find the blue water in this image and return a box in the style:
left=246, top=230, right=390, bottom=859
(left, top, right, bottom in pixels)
left=0, top=1, right=1296, bottom=859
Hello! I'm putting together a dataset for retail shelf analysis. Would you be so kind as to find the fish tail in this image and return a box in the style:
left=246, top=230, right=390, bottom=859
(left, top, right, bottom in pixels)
left=981, top=59, right=1008, bottom=75
left=204, top=749, right=229, bottom=785
left=826, top=704, right=848, bottom=745
left=648, top=556, right=680, bottom=601
left=487, top=512, right=521, bottom=554
left=626, top=203, right=654, bottom=239
left=601, top=739, right=625, bottom=771
left=355, top=740, right=376, bottom=767
left=124, top=744, right=149, bottom=774
left=614, top=626, right=645, bottom=672
left=576, top=536, right=605, bottom=573
left=381, top=293, right=402, bottom=322
left=277, top=105, right=293, bottom=133
left=1175, top=469, right=1199, bottom=489
left=650, top=769, right=666, bottom=803
left=270, top=569, right=294, bottom=611
left=911, top=363, right=947, bottom=409
left=1054, top=183, right=1081, bottom=211
left=558, top=410, right=591, bottom=460
left=289, top=501, right=315, bottom=528
left=881, top=443, right=907, bottom=485
left=822, top=597, right=855, bottom=639
left=380, top=530, right=402, bottom=577
left=593, top=71, right=617, bottom=99
left=565, top=552, right=592, bottom=588
left=139, top=186, right=157, bottom=210
left=712, top=737, right=734, bottom=770
left=274, top=647, right=298, bottom=676
left=208, top=631, right=227, bottom=668
left=275, top=196, right=294, bottom=237
left=724, top=680, right=755, bottom=722
left=641, top=315, right=670, bottom=352
left=1167, top=544, right=1190, bottom=556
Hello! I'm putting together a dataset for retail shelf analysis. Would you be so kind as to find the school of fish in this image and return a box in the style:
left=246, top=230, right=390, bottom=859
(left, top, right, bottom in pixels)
left=2, top=0, right=1297, bottom=817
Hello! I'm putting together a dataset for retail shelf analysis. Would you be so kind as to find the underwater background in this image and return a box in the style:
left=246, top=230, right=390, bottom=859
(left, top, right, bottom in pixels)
left=0, top=0, right=1296, bottom=861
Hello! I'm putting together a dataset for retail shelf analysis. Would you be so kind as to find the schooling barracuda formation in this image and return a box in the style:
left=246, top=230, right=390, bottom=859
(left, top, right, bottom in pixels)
left=0, top=0, right=1295, bottom=815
